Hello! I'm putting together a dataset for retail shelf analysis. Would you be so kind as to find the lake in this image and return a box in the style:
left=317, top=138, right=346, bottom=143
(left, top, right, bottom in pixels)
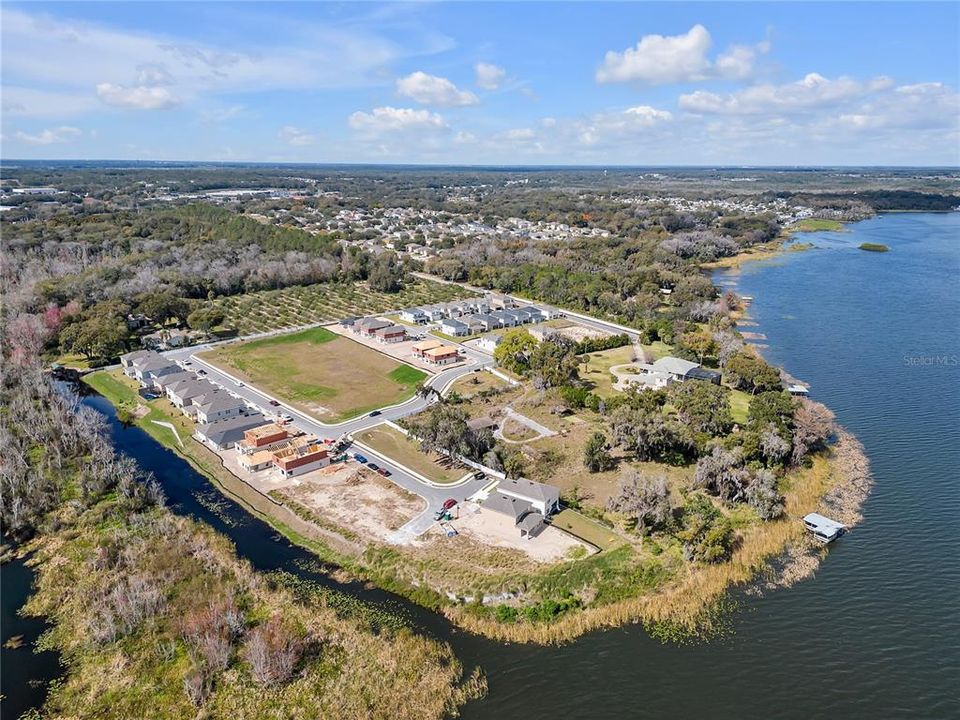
left=4, top=212, right=958, bottom=719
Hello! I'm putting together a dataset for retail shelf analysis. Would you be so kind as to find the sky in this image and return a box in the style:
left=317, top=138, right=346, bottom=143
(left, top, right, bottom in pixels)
left=2, top=2, right=958, bottom=166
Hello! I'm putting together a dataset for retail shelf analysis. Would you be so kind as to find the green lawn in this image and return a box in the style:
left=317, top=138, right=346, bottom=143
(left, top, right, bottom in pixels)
left=354, top=425, right=463, bottom=484
left=580, top=345, right=636, bottom=397
left=729, top=388, right=751, bottom=425
left=789, top=218, right=845, bottom=233
left=200, top=330, right=427, bottom=422
left=550, top=509, right=623, bottom=551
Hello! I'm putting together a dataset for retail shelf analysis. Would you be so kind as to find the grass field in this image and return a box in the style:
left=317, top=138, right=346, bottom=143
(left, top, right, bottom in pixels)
left=210, top=279, right=477, bottom=336
left=200, top=328, right=427, bottom=422
left=729, top=388, right=752, bottom=424
left=580, top=345, right=636, bottom=397
left=448, top=371, right=510, bottom=398
left=551, top=509, right=623, bottom=551
left=788, top=218, right=845, bottom=233
left=355, top=424, right=463, bottom=484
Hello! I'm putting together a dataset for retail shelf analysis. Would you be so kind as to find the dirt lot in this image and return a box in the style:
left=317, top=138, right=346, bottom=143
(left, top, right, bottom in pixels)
left=281, top=463, right=426, bottom=542
left=445, top=502, right=589, bottom=563
left=199, top=327, right=427, bottom=421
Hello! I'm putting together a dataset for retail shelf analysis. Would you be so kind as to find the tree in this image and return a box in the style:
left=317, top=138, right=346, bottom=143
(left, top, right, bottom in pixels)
left=790, top=399, right=836, bottom=466
left=583, top=432, right=614, bottom=472
left=606, top=469, right=673, bottom=534
left=692, top=446, right=749, bottom=503
left=243, top=616, right=304, bottom=686
left=493, top=328, right=538, bottom=376
left=59, top=315, right=127, bottom=362
left=528, top=336, right=580, bottom=389
left=746, top=469, right=785, bottom=520
left=678, top=495, right=734, bottom=563
left=609, top=404, right=693, bottom=463
left=187, top=306, right=225, bottom=334
left=724, top=350, right=782, bottom=394
left=759, top=425, right=791, bottom=465
left=677, top=329, right=718, bottom=364
left=367, top=253, right=404, bottom=292
left=668, top=380, right=733, bottom=435
left=138, top=292, right=190, bottom=327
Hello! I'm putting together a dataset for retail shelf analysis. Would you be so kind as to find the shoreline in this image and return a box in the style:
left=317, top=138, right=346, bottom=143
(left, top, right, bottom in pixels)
left=84, top=360, right=874, bottom=646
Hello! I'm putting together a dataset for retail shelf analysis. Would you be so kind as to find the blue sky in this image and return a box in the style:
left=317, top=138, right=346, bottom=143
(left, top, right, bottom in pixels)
left=2, top=2, right=958, bottom=165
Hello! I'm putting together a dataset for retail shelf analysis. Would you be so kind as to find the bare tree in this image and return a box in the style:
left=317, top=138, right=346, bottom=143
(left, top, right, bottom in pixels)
left=243, top=616, right=304, bottom=686
left=607, top=469, right=673, bottom=534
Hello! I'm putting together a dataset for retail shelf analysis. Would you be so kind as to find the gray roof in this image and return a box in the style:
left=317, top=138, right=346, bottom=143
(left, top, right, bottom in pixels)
left=138, top=357, right=181, bottom=374
left=484, top=493, right=533, bottom=523
left=402, top=307, right=426, bottom=314
left=517, top=511, right=545, bottom=533
left=169, top=378, right=216, bottom=398
left=441, top=318, right=468, bottom=329
left=356, top=317, right=391, bottom=331
left=497, top=477, right=561, bottom=506
left=197, top=414, right=267, bottom=446
left=196, top=395, right=246, bottom=415
left=651, top=356, right=700, bottom=377
left=373, top=323, right=405, bottom=335
left=120, top=349, right=154, bottom=364
left=151, top=370, right=194, bottom=389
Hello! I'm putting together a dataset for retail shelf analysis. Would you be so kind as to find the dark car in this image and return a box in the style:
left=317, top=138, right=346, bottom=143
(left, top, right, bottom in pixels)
left=377, top=467, right=390, bottom=477
left=369, top=410, right=381, bottom=417
left=269, top=400, right=280, bottom=406
left=197, top=369, right=207, bottom=375
left=442, top=498, right=457, bottom=511
left=367, top=463, right=380, bottom=472
left=473, top=471, right=486, bottom=480
left=354, top=454, right=368, bottom=464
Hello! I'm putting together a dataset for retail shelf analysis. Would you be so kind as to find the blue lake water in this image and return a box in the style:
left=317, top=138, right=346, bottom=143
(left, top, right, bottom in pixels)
left=5, top=212, right=958, bottom=719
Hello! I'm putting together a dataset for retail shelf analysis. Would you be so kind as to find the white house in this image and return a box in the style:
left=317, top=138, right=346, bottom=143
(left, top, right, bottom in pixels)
left=477, top=334, right=502, bottom=353
left=193, top=394, right=247, bottom=425
left=496, top=477, right=561, bottom=516
left=399, top=307, right=427, bottom=324
left=440, top=318, right=469, bottom=336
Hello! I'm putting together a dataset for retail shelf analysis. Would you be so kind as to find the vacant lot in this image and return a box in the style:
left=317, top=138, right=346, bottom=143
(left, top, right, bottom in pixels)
left=200, top=327, right=426, bottom=421
left=551, top=509, right=623, bottom=551
left=355, top=424, right=465, bottom=484
left=448, top=371, right=511, bottom=399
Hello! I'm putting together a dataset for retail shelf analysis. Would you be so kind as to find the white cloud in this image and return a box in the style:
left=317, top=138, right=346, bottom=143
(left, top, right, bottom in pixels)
left=396, top=71, right=478, bottom=106
left=96, top=83, right=181, bottom=110
left=503, top=128, right=535, bottom=140
left=349, top=106, right=448, bottom=133
left=575, top=105, right=673, bottom=146
left=278, top=125, right=316, bottom=146
left=679, top=73, right=895, bottom=114
left=14, top=125, right=82, bottom=145
left=198, top=104, right=245, bottom=124
left=475, top=62, right=506, bottom=90
left=597, top=25, right=769, bottom=85
left=1, top=86, right=99, bottom=118
left=454, top=131, right=477, bottom=144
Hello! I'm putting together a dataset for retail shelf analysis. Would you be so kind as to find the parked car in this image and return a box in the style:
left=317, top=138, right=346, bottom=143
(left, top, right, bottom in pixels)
left=473, top=471, right=486, bottom=480
left=377, top=467, right=390, bottom=477
left=197, top=369, right=207, bottom=375
left=369, top=410, right=381, bottom=417
left=269, top=400, right=280, bottom=406
left=183, top=361, right=192, bottom=366
left=354, top=454, right=368, bottom=464
left=442, top=498, right=457, bottom=511
left=237, top=382, right=245, bottom=387
left=367, top=463, right=380, bottom=472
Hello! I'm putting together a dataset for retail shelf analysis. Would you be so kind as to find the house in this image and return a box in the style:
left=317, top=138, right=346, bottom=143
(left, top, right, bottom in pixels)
left=120, top=349, right=154, bottom=376
left=509, top=308, right=533, bottom=324
left=166, top=378, right=218, bottom=409
left=354, top=317, right=392, bottom=337
left=536, top=305, right=565, bottom=320
left=238, top=449, right=276, bottom=472
left=149, top=370, right=194, bottom=393
left=490, top=310, right=518, bottom=328
left=339, top=316, right=358, bottom=329
left=193, top=394, right=247, bottom=425
left=423, top=306, right=446, bottom=322
left=483, top=493, right=546, bottom=539
left=524, top=307, right=547, bottom=323
left=238, top=423, right=292, bottom=453
left=412, top=339, right=444, bottom=358
left=399, top=307, right=428, bottom=324
left=373, top=324, right=407, bottom=343
left=423, top=346, right=460, bottom=366
left=496, top=477, right=561, bottom=516
left=273, top=443, right=330, bottom=477
left=469, top=313, right=501, bottom=332
left=647, top=357, right=721, bottom=384
left=487, top=294, right=516, bottom=310
left=127, top=353, right=182, bottom=386
left=619, top=370, right=673, bottom=391
left=440, top=318, right=469, bottom=337
left=195, top=414, right=268, bottom=451
left=141, top=328, right=193, bottom=350
left=477, top=334, right=502, bottom=353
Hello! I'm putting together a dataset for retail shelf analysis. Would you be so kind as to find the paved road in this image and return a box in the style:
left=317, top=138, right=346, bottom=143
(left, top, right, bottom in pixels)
left=163, top=331, right=493, bottom=542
